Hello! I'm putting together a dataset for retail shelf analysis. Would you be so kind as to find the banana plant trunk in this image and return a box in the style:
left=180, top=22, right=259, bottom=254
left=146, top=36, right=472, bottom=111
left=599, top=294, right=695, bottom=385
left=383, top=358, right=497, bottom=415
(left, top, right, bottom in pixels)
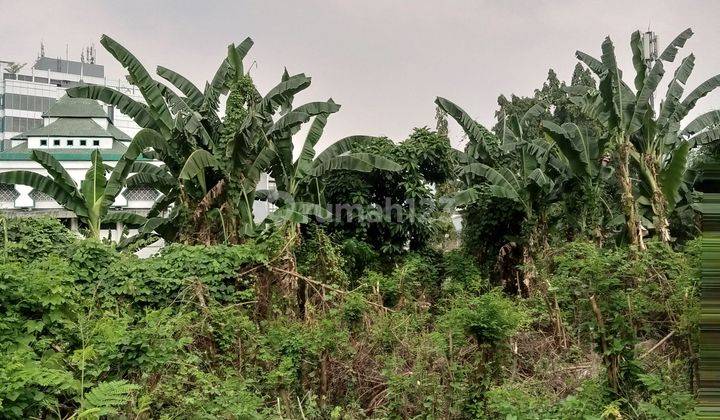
left=617, top=142, right=643, bottom=249
left=521, top=217, right=539, bottom=295
left=643, top=153, right=671, bottom=244
left=87, top=218, right=101, bottom=239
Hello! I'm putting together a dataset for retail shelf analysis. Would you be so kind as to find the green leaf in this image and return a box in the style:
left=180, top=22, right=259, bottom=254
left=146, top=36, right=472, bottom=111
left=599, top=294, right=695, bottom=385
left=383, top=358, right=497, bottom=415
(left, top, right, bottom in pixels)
left=542, top=120, right=593, bottom=178
left=156, top=65, right=204, bottom=110
left=688, top=126, right=720, bottom=147
left=66, top=85, right=157, bottom=130
left=310, top=153, right=401, bottom=176
left=629, top=61, right=665, bottom=135
left=30, top=149, right=77, bottom=193
left=674, top=74, right=720, bottom=123
left=100, top=34, right=173, bottom=133
left=682, top=110, right=720, bottom=136
left=81, top=150, right=107, bottom=209
left=104, top=129, right=169, bottom=203
left=103, top=211, right=148, bottom=225
left=659, top=28, right=693, bottom=62
left=600, top=36, right=633, bottom=131
left=630, top=31, right=646, bottom=91
left=521, top=103, right=545, bottom=125
left=435, top=97, right=495, bottom=162
left=261, top=74, right=312, bottom=115
left=158, top=83, right=212, bottom=145
left=179, top=149, right=219, bottom=192
left=0, top=171, right=87, bottom=216
left=657, top=54, right=695, bottom=128
left=452, top=187, right=481, bottom=206
left=314, top=135, right=377, bottom=167
left=461, top=163, right=522, bottom=203
left=198, top=38, right=255, bottom=113
left=660, top=140, right=690, bottom=209
left=80, top=380, right=139, bottom=418
left=268, top=202, right=332, bottom=224
left=126, top=172, right=176, bottom=194
left=529, top=167, right=554, bottom=191
left=296, top=113, right=329, bottom=176
left=575, top=50, right=605, bottom=75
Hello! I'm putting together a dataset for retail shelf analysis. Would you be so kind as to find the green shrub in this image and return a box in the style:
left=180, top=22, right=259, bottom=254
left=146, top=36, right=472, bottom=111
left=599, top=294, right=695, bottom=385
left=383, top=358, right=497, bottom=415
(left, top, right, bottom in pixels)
left=440, top=289, right=527, bottom=346
left=3, top=217, right=76, bottom=263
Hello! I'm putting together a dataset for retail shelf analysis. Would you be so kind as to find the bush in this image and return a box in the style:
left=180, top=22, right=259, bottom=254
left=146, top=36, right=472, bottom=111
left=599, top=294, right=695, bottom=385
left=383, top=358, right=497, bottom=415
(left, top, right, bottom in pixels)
left=440, top=289, right=527, bottom=346
left=3, top=217, right=77, bottom=263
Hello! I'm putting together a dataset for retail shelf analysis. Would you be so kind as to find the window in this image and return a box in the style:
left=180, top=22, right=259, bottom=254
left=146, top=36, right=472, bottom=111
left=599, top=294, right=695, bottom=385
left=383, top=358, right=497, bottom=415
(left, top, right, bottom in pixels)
left=53, top=139, right=60, bottom=146
left=0, top=184, right=19, bottom=203
left=40, top=139, right=47, bottom=146
left=92, top=140, right=100, bottom=146
left=3, top=94, right=54, bottom=112
left=66, top=139, right=74, bottom=146
left=17, top=75, right=32, bottom=82
left=80, top=139, right=87, bottom=146
left=123, top=187, right=159, bottom=202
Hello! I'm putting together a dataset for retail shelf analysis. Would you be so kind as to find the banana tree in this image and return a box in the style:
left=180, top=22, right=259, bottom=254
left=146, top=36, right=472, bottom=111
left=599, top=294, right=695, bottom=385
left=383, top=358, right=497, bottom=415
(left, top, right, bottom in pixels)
left=437, top=97, right=559, bottom=289
left=542, top=120, right=614, bottom=240
left=573, top=28, right=720, bottom=244
left=66, top=34, right=338, bottom=244
left=257, top=111, right=402, bottom=226
left=0, top=142, right=152, bottom=239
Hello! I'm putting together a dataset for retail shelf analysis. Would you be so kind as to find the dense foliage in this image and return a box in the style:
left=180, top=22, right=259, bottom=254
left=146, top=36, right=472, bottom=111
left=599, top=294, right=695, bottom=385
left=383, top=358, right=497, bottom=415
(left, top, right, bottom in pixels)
left=1, top=27, right=718, bottom=418
left=0, top=218, right=699, bottom=418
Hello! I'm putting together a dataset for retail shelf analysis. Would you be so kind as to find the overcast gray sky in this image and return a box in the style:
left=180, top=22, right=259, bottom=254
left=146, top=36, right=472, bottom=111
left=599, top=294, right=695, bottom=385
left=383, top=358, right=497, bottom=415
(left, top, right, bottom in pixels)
left=3, top=0, right=719, bottom=150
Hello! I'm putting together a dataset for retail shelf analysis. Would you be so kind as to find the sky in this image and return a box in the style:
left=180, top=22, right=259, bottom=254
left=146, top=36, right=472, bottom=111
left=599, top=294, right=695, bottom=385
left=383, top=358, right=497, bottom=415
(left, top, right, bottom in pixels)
left=2, top=0, right=719, bottom=151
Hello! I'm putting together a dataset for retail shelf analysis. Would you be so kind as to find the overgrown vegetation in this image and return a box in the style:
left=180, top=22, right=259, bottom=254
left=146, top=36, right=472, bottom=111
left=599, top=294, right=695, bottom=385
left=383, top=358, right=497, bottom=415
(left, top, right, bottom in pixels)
left=0, top=217, right=700, bottom=418
left=1, top=26, right=718, bottom=418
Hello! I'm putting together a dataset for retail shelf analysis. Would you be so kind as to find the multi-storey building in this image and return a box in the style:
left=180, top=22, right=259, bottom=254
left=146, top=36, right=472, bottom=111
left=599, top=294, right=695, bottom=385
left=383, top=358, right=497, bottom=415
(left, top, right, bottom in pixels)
left=1, top=56, right=143, bottom=148
left=0, top=54, right=274, bottom=249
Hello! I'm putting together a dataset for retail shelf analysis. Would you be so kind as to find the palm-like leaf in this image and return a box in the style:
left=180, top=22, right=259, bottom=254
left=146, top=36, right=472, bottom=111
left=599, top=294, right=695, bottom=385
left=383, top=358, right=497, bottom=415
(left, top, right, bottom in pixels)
left=156, top=66, right=204, bottom=110
left=103, top=211, right=148, bottom=225
left=267, top=202, right=332, bottom=224
left=0, top=171, right=87, bottom=216
left=81, top=151, right=107, bottom=212
left=66, top=85, right=157, bottom=130
left=659, top=141, right=690, bottom=210
left=260, top=74, right=312, bottom=115
left=179, top=149, right=220, bottom=192
left=101, top=35, right=173, bottom=133
left=30, top=150, right=78, bottom=194
left=309, top=153, right=401, bottom=177
left=435, top=96, right=495, bottom=162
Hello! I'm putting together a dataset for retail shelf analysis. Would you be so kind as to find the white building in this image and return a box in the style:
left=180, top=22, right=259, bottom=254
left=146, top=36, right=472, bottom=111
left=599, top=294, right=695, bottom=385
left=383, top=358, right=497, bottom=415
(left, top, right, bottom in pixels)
left=0, top=54, right=274, bottom=246
left=0, top=95, right=159, bottom=242
left=1, top=56, right=143, bottom=147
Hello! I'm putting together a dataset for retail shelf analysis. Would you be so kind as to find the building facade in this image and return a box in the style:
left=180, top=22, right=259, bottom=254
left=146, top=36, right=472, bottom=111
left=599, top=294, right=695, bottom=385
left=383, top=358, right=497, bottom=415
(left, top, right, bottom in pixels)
left=0, top=54, right=275, bottom=249
left=0, top=95, right=159, bottom=242
left=0, top=56, right=143, bottom=148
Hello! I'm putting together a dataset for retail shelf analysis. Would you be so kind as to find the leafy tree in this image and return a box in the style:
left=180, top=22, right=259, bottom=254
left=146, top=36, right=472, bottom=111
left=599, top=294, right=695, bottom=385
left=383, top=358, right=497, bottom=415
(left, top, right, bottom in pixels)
left=443, top=100, right=559, bottom=291
left=68, top=35, right=349, bottom=245
left=0, top=143, right=151, bottom=239
left=323, top=127, right=455, bottom=254
left=572, top=28, right=720, bottom=245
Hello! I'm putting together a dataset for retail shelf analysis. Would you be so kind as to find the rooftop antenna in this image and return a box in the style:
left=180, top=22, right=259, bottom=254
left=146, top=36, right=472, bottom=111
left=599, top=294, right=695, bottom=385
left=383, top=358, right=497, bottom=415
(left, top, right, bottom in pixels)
left=641, top=28, right=658, bottom=109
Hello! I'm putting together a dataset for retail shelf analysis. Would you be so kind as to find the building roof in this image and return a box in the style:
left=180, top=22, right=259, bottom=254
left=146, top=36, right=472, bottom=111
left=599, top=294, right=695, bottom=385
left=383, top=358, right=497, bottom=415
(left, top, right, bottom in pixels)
left=0, top=140, right=133, bottom=161
left=21, top=118, right=114, bottom=138
left=106, top=123, right=132, bottom=141
left=1, top=96, right=137, bottom=161
left=43, top=95, right=109, bottom=118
